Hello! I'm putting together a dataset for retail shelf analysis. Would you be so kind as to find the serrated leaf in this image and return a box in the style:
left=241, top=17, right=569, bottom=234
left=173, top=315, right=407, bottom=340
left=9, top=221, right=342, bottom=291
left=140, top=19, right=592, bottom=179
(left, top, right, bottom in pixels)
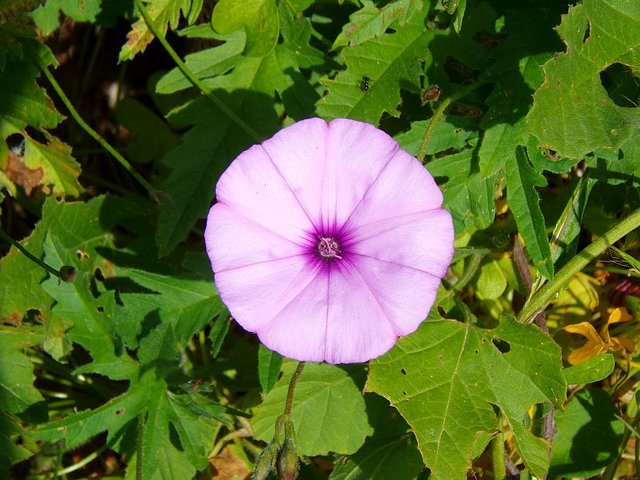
left=506, top=147, right=553, bottom=279
left=332, top=0, right=415, bottom=49
left=36, top=368, right=223, bottom=479
left=527, top=0, right=640, bottom=159
left=0, top=328, right=44, bottom=416
left=395, top=116, right=479, bottom=158
left=258, top=343, right=283, bottom=394
left=119, top=0, right=193, bottom=62
left=0, top=0, right=40, bottom=70
left=316, top=2, right=431, bottom=123
left=253, top=362, right=373, bottom=456
left=22, top=132, right=83, bottom=196
left=154, top=51, right=283, bottom=254
left=0, top=412, right=36, bottom=472
left=31, top=0, right=133, bottom=35
left=428, top=149, right=496, bottom=235
left=549, top=388, right=624, bottom=479
left=212, top=0, right=279, bottom=57
left=329, top=436, right=423, bottom=480
left=367, top=315, right=566, bottom=480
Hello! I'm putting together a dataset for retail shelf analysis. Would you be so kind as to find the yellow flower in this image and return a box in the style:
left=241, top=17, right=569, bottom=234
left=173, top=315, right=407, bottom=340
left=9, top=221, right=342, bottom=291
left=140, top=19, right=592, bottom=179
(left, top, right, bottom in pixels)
left=564, top=308, right=635, bottom=365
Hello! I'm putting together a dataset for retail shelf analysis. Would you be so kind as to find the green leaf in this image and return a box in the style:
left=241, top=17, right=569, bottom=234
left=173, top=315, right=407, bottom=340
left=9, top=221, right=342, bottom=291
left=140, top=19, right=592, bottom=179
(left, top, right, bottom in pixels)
left=316, top=2, right=432, bottom=123
left=154, top=51, right=283, bottom=254
left=258, top=343, right=283, bottom=394
left=0, top=41, right=63, bottom=137
left=527, top=0, right=640, bottom=159
left=208, top=316, right=230, bottom=359
left=549, top=175, right=594, bottom=271
left=22, top=132, right=83, bottom=196
left=253, top=362, right=373, bottom=456
left=505, top=147, right=553, bottom=279
left=329, top=436, right=423, bottom=480
left=0, top=328, right=45, bottom=416
left=562, top=353, right=615, bottom=385
left=0, top=412, right=36, bottom=473
left=30, top=0, right=133, bottom=35
left=331, top=0, right=415, bottom=49
left=428, top=149, right=496, bottom=235
left=367, top=314, right=566, bottom=480
left=212, top=0, right=279, bottom=57
left=36, top=369, right=223, bottom=479
left=0, top=0, right=39, bottom=71
left=119, top=0, right=194, bottom=62
left=476, top=258, right=507, bottom=300
left=115, top=98, right=180, bottom=164
left=549, top=388, right=624, bottom=479
left=395, top=116, right=479, bottom=158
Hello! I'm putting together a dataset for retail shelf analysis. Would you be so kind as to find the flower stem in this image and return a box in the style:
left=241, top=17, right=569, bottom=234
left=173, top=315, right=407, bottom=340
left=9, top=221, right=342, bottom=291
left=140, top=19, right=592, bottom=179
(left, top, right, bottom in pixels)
left=132, top=0, right=261, bottom=143
left=0, top=229, right=69, bottom=281
left=417, top=81, right=485, bottom=163
left=42, top=67, right=156, bottom=196
left=518, top=207, right=640, bottom=324
left=285, top=362, right=305, bottom=416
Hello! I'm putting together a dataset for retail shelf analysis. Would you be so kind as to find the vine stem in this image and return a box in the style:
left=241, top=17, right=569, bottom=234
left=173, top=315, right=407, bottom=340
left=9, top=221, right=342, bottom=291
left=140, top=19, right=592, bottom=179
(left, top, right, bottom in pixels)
left=518, top=207, right=640, bottom=324
left=42, top=67, right=156, bottom=196
left=417, top=81, right=486, bottom=163
left=0, top=229, right=66, bottom=280
left=285, top=362, right=305, bottom=416
left=133, top=0, right=261, bottom=143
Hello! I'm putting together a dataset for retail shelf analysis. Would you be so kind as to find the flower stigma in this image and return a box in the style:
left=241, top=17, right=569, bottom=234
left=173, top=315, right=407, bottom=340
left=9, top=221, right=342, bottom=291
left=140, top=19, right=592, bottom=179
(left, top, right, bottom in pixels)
left=317, top=236, right=342, bottom=260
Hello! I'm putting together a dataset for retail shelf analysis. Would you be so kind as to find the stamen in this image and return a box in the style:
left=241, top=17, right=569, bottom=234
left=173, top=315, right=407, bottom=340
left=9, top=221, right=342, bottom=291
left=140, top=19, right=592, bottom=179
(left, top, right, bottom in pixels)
left=317, top=236, right=342, bottom=260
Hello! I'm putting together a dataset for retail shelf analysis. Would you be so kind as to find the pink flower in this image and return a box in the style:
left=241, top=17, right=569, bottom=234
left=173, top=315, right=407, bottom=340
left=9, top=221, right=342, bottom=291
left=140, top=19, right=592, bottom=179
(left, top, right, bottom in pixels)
left=205, top=118, right=454, bottom=364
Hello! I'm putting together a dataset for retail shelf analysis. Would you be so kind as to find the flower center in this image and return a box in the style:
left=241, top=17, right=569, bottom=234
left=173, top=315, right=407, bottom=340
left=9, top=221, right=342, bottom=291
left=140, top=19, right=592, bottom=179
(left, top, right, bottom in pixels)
left=317, top=236, right=342, bottom=260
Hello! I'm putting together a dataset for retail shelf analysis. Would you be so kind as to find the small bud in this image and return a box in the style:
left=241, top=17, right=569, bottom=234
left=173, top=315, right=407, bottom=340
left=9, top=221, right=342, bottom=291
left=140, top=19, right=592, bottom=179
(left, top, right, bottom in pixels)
left=252, top=443, right=278, bottom=480
left=278, top=438, right=299, bottom=480
left=59, top=266, right=77, bottom=282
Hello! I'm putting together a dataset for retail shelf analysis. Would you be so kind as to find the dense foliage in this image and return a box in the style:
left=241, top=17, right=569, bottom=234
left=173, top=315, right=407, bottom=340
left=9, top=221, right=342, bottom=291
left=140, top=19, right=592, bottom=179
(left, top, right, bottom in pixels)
left=1, top=0, right=639, bottom=478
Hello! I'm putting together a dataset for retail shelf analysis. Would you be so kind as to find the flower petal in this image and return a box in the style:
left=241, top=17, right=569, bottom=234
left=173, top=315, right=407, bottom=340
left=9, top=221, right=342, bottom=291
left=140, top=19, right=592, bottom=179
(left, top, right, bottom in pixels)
left=256, top=272, right=329, bottom=362
left=324, top=263, right=398, bottom=363
left=261, top=118, right=398, bottom=232
left=214, top=143, right=313, bottom=244
left=205, top=203, right=307, bottom=272
left=347, top=255, right=441, bottom=336
left=341, top=148, right=444, bottom=230
left=214, top=256, right=321, bottom=333
left=346, top=209, right=454, bottom=278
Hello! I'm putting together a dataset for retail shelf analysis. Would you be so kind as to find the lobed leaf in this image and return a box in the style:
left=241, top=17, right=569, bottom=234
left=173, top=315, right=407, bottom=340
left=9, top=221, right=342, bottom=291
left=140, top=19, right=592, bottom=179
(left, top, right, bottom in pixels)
left=252, top=362, right=373, bottom=456
left=527, top=0, right=640, bottom=159
left=367, top=314, right=566, bottom=480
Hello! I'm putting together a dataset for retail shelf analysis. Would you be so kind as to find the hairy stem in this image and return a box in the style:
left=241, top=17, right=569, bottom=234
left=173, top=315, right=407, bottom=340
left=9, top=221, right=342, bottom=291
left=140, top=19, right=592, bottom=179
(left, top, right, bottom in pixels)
left=285, top=362, right=305, bottom=416
left=42, top=67, right=156, bottom=196
left=518, top=207, right=640, bottom=324
left=418, top=81, right=485, bottom=163
left=133, top=0, right=261, bottom=143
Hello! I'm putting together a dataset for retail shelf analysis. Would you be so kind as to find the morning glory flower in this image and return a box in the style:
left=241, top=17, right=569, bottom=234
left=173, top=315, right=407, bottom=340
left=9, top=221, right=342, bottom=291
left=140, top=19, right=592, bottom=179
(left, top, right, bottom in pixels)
left=205, top=118, right=454, bottom=364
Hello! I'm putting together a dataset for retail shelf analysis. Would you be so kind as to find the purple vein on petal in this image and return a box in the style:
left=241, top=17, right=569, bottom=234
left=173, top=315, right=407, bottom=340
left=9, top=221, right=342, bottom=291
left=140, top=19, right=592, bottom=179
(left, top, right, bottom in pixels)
left=260, top=145, right=321, bottom=233
left=345, top=259, right=402, bottom=337
left=215, top=253, right=310, bottom=274
left=347, top=252, right=444, bottom=280
left=334, top=148, right=397, bottom=237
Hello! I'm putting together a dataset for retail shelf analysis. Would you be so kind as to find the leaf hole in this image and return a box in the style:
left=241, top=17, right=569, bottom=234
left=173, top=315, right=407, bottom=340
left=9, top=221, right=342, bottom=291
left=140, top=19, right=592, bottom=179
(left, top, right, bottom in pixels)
left=96, top=306, right=104, bottom=313
left=492, top=337, right=511, bottom=353
left=6, top=133, right=25, bottom=157
left=400, top=368, right=407, bottom=375
left=115, top=407, right=125, bottom=416
left=582, top=19, right=591, bottom=44
left=600, top=62, right=640, bottom=108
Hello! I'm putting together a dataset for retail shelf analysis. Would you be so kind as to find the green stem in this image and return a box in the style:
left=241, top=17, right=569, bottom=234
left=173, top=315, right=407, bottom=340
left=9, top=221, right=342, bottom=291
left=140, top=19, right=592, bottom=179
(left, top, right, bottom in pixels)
left=0, top=229, right=68, bottom=281
left=518, top=207, right=640, bottom=324
left=417, top=81, right=485, bottom=163
left=55, top=444, right=107, bottom=477
left=133, top=0, right=261, bottom=143
left=285, top=362, right=305, bottom=416
left=491, top=431, right=507, bottom=480
left=42, top=67, right=156, bottom=196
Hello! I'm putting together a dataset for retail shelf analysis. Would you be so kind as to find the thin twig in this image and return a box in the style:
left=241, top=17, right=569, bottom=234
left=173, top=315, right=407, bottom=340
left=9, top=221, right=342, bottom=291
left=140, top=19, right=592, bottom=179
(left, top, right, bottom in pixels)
left=285, top=362, right=305, bottom=416
left=42, top=67, right=156, bottom=196
left=0, top=229, right=71, bottom=281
